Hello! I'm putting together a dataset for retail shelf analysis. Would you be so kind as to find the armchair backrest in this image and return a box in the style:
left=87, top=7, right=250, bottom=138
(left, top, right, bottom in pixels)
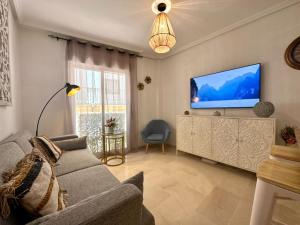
left=144, top=120, right=170, bottom=134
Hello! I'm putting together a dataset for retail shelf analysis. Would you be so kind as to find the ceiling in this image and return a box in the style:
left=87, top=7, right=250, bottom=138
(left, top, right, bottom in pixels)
left=12, top=0, right=298, bottom=58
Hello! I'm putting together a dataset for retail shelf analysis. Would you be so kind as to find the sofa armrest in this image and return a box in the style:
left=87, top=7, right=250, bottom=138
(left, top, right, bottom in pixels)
left=53, top=136, right=87, bottom=151
left=50, top=134, right=79, bottom=142
left=26, top=184, right=143, bottom=225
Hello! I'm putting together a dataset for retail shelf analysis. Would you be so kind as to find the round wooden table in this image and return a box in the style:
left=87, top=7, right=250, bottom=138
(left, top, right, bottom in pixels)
left=101, top=132, right=125, bottom=166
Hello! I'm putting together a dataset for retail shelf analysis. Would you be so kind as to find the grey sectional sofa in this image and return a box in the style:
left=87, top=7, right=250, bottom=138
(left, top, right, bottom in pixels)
left=0, top=131, right=155, bottom=225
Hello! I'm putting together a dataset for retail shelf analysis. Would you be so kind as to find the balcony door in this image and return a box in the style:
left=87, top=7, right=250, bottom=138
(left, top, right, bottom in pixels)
left=73, top=66, right=127, bottom=154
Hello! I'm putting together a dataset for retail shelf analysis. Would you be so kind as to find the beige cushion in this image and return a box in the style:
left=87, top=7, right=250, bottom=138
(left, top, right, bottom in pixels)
left=31, top=136, right=62, bottom=164
left=0, top=151, right=66, bottom=219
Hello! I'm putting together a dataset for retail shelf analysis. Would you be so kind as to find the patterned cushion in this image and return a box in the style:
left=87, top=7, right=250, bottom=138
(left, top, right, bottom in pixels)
left=31, top=136, right=62, bottom=164
left=0, top=150, right=66, bottom=219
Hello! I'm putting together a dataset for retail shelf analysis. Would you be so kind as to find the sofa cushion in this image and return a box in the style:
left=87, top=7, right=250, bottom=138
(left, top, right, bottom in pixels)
left=50, top=134, right=78, bottom=142
left=1, top=131, right=33, bottom=154
left=146, top=134, right=163, bottom=141
left=0, top=142, right=25, bottom=186
left=57, top=165, right=119, bottom=205
left=53, top=136, right=87, bottom=151
left=55, top=149, right=100, bottom=176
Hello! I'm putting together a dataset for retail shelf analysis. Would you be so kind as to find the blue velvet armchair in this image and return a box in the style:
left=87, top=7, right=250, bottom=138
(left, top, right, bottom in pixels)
left=141, top=120, right=171, bottom=153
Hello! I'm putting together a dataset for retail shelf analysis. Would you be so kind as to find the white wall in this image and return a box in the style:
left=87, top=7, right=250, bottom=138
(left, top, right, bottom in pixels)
left=0, top=3, right=23, bottom=140
left=159, top=3, right=300, bottom=145
left=19, top=27, right=67, bottom=137
left=137, top=57, right=160, bottom=146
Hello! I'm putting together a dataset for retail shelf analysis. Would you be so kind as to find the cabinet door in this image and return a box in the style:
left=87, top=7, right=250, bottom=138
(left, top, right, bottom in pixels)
left=238, top=119, right=275, bottom=172
left=176, top=116, right=193, bottom=153
left=192, top=117, right=212, bottom=159
left=212, top=118, right=239, bottom=166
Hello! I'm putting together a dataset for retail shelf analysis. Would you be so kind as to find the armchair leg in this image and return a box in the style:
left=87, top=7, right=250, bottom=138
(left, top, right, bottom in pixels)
left=146, top=144, right=149, bottom=153
left=162, top=144, right=165, bottom=153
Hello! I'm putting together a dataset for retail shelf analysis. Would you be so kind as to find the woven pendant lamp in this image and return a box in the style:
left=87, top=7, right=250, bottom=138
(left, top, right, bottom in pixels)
left=149, top=1, right=176, bottom=54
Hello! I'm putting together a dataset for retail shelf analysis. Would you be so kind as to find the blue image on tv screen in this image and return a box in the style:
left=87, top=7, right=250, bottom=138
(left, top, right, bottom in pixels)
left=190, top=64, right=261, bottom=109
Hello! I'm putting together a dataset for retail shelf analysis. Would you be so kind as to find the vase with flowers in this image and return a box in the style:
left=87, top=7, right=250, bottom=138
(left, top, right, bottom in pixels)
left=281, top=126, right=297, bottom=147
left=105, top=117, right=117, bottom=133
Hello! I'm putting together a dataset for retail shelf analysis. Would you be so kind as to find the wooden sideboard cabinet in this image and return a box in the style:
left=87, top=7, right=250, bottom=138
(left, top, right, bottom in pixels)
left=176, top=115, right=276, bottom=172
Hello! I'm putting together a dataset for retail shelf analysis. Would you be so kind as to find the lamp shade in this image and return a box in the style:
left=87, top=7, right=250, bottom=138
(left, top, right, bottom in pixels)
left=66, top=83, right=80, bottom=96
left=149, top=12, right=176, bottom=54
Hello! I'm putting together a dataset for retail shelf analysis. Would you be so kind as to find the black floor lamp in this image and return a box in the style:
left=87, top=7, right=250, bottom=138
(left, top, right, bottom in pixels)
left=35, top=83, right=80, bottom=136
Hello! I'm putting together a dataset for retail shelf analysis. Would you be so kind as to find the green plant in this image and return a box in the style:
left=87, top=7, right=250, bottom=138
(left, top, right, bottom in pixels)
left=105, top=117, right=117, bottom=128
left=281, top=126, right=297, bottom=145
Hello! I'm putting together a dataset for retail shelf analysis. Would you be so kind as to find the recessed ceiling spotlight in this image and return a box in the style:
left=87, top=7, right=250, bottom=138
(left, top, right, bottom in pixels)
left=152, top=0, right=172, bottom=14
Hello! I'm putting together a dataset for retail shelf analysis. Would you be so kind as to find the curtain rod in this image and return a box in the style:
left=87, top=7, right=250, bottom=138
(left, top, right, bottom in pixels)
left=48, top=34, right=143, bottom=58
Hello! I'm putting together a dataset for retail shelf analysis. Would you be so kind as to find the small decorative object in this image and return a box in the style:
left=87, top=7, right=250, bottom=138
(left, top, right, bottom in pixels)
left=105, top=117, right=117, bottom=133
left=213, top=111, right=221, bottom=116
left=285, top=36, right=300, bottom=70
left=0, top=0, right=12, bottom=106
left=137, top=82, right=144, bottom=90
left=184, top=110, right=190, bottom=115
left=253, top=101, right=275, bottom=118
left=145, top=76, right=152, bottom=84
left=281, top=126, right=297, bottom=146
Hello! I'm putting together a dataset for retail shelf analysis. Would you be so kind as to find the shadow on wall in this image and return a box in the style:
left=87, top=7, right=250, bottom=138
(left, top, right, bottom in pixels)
left=168, top=122, right=176, bottom=146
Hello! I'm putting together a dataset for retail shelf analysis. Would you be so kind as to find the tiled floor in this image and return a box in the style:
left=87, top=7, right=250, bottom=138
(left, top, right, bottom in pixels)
left=107, top=146, right=300, bottom=225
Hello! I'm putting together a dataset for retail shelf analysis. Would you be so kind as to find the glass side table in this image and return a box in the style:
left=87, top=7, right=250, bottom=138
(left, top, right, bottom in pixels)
left=101, top=132, right=125, bottom=166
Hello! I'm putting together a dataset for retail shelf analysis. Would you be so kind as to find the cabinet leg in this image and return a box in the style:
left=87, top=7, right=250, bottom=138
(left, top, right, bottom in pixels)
left=146, top=144, right=149, bottom=153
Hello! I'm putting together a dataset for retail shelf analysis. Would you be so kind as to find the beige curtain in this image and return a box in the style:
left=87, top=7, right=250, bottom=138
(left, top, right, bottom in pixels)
left=65, top=40, right=138, bottom=152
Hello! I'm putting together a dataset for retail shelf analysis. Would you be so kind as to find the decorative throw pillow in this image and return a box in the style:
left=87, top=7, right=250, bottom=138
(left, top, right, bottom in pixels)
left=122, top=172, right=144, bottom=193
left=31, top=136, right=62, bottom=164
left=0, top=150, right=66, bottom=219
left=53, top=136, right=87, bottom=151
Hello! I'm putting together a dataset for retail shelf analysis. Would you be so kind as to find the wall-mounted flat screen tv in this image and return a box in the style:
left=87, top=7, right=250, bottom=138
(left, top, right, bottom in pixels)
left=191, top=64, right=261, bottom=109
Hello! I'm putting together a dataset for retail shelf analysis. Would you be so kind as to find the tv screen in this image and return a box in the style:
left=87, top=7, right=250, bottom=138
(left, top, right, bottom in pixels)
left=191, top=64, right=261, bottom=109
